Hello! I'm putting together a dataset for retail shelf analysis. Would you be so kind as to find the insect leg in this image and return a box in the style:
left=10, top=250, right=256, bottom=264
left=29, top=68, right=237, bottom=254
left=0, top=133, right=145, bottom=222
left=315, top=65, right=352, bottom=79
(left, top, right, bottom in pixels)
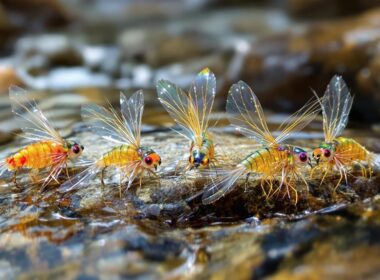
left=139, top=169, right=145, bottom=188
left=244, top=172, right=251, bottom=192
left=100, top=167, right=107, bottom=187
left=100, top=167, right=107, bottom=196
left=13, top=169, right=19, bottom=188
left=65, top=162, right=69, bottom=178
left=334, top=166, right=344, bottom=192
left=319, top=166, right=329, bottom=187
left=357, top=162, right=367, bottom=178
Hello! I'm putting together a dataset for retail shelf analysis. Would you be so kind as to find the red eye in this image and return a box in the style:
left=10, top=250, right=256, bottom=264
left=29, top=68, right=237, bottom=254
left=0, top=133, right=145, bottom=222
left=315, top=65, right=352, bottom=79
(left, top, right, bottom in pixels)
left=324, top=149, right=331, bottom=158
left=72, top=145, right=81, bottom=154
left=299, top=152, right=307, bottom=162
left=144, top=156, right=153, bottom=165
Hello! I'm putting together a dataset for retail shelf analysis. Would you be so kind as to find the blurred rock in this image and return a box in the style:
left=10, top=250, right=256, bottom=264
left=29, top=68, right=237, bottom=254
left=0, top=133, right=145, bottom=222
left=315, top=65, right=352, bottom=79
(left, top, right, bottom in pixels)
left=239, top=8, right=380, bottom=122
left=18, top=67, right=112, bottom=91
left=1, top=0, right=71, bottom=31
left=119, top=27, right=211, bottom=67
left=0, top=65, right=23, bottom=93
left=15, top=34, right=83, bottom=68
left=287, top=0, right=380, bottom=19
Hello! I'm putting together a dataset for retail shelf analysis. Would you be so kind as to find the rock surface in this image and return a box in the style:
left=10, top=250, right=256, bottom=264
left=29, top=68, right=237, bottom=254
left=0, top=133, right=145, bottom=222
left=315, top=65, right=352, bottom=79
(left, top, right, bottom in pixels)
left=0, top=117, right=380, bottom=278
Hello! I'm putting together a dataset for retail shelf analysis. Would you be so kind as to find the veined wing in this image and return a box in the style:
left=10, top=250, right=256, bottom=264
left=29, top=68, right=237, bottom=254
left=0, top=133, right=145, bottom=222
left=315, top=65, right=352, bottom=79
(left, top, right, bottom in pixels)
left=120, top=90, right=143, bottom=148
left=9, top=86, right=64, bottom=144
left=157, top=68, right=216, bottom=146
left=81, top=90, right=144, bottom=148
left=275, top=95, right=321, bottom=144
left=226, top=81, right=276, bottom=146
left=321, top=75, right=353, bottom=142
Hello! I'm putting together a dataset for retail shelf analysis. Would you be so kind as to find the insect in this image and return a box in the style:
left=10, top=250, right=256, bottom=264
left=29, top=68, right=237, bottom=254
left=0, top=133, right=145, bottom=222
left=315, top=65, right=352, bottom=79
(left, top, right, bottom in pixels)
left=157, top=68, right=216, bottom=170
left=312, top=75, right=374, bottom=190
left=0, top=86, right=84, bottom=186
left=201, top=81, right=320, bottom=204
left=59, top=90, right=161, bottom=195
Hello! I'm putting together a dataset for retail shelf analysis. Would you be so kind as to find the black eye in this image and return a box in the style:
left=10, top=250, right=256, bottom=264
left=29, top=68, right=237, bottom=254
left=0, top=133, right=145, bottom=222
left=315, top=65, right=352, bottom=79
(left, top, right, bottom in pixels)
left=324, top=149, right=331, bottom=157
left=72, top=145, right=81, bottom=154
left=299, top=152, right=307, bottom=162
left=158, top=159, right=162, bottom=165
left=144, top=156, right=153, bottom=165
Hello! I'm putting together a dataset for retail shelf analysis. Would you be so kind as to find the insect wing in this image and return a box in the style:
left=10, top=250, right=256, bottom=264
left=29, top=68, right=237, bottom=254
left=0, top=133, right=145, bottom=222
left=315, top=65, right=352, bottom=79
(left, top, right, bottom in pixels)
left=188, top=68, right=216, bottom=144
left=157, top=68, right=216, bottom=145
left=81, top=104, right=132, bottom=146
left=226, top=81, right=276, bottom=145
left=321, top=75, right=353, bottom=142
left=120, top=90, right=144, bottom=148
left=275, top=96, right=321, bottom=144
left=9, top=86, right=64, bottom=144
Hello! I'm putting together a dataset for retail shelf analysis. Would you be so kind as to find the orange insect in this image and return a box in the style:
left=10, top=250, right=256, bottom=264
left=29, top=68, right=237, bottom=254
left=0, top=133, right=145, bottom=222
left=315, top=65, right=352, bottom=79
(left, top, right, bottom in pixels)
left=311, top=76, right=375, bottom=189
left=201, top=81, right=320, bottom=204
left=0, top=86, right=84, bottom=186
left=157, top=68, right=216, bottom=171
left=59, top=90, right=161, bottom=194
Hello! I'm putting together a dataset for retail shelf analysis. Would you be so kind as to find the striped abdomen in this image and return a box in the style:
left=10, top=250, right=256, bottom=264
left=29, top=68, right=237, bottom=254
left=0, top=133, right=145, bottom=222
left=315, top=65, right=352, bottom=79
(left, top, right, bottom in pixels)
left=6, top=141, right=67, bottom=170
left=98, top=145, right=140, bottom=168
left=335, top=137, right=370, bottom=164
left=200, top=133, right=214, bottom=159
left=240, top=147, right=288, bottom=175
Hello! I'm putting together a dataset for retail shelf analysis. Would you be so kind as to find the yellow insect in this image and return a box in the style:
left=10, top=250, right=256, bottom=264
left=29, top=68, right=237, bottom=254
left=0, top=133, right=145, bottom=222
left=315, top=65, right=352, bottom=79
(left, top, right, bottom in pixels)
left=157, top=68, right=216, bottom=170
left=201, top=81, right=320, bottom=204
left=59, top=90, right=161, bottom=194
left=312, top=76, right=374, bottom=189
left=0, top=86, right=84, bottom=186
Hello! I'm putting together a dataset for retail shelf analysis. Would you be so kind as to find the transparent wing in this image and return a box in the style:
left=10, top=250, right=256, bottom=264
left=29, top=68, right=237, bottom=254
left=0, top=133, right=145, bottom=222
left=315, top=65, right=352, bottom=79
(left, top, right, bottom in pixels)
left=157, top=68, right=216, bottom=146
left=321, top=75, right=353, bottom=142
left=226, top=81, right=276, bottom=145
left=201, top=166, right=246, bottom=204
left=275, top=96, right=321, bottom=143
left=81, top=93, right=142, bottom=147
left=9, top=86, right=64, bottom=144
left=120, top=90, right=144, bottom=147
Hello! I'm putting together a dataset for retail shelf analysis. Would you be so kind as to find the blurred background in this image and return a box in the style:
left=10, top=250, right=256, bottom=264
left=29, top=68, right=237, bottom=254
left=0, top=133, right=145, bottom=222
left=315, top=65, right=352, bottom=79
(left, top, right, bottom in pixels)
left=1, top=0, right=380, bottom=143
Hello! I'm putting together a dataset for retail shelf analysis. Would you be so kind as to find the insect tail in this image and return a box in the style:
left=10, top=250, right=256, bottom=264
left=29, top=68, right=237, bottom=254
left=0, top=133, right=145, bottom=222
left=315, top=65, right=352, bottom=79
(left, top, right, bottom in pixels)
left=201, top=165, right=246, bottom=205
left=59, top=162, right=101, bottom=193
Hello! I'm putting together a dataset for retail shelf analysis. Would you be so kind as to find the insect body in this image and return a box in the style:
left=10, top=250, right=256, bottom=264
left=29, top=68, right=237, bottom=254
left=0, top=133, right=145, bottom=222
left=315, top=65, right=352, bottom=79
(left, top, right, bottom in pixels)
left=157, top=68, right=216, bottom=170
left=312, top=76, right=374, bottom=188
left=189, top=132, right=214, bottom=168
left=59, top=90, right=161, bottom=194
left=202, top=81, right=319, bottom=204
left=0, top=86, right=84, bottom=186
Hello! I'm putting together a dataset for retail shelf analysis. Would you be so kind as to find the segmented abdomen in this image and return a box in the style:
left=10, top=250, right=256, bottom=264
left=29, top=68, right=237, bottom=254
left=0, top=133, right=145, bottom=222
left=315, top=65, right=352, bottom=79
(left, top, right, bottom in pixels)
left=99, top=145, right=140, bottom=167
left=335, top=137, right=369, bottom=164
left=240, top=147, right=287, bottom=175
left=6, top=141, right=67, bottom=170
left=201, top=134, right=214, bottom=158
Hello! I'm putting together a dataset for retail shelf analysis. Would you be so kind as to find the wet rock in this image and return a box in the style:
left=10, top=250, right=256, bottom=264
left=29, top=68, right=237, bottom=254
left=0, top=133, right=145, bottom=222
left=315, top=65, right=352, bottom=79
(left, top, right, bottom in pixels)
left=0, top=119, right=379, bottom=278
